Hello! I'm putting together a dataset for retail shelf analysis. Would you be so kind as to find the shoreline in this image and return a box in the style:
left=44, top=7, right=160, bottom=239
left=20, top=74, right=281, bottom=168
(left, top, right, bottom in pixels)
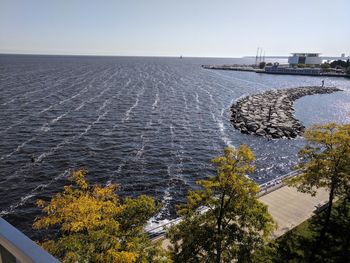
left=201, top=64, right=260, bottom=72
left=230, top=86, right=342, bottom=139
left=202, top=65, right=349, bottom=78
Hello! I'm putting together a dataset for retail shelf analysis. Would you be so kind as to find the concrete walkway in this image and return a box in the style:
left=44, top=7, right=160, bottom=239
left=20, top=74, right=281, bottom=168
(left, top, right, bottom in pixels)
left=260, top=186, right=329, bottom=237
left=156, top=185, right=329, bottom=249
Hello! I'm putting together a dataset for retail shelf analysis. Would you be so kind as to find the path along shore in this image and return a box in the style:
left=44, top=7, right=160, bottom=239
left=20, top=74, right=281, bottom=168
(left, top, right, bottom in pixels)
left=154, top=185, right=329, bottom=249
left=230, top=86, right=342, bottom=139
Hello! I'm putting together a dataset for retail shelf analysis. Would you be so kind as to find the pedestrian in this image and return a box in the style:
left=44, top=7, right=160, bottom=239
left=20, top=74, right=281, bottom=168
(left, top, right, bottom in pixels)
left=321, top=80, right=324, bottom=87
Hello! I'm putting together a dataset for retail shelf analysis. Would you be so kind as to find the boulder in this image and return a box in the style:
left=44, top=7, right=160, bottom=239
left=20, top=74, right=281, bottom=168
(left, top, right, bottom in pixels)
left=255, top=128, right=266, bottom=136
left=230, top=86, right=341, bottom=139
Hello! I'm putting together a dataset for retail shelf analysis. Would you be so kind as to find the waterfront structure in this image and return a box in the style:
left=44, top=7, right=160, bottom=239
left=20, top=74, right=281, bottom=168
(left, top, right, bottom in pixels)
left=288, top=53, right=323, bottom=66
left=265, top=65, right=321, bottom=75
left=246, top=53, right=350, bottom=63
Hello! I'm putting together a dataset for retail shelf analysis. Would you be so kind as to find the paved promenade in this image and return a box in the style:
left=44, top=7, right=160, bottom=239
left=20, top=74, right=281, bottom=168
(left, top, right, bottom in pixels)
left=260, top=185, right=329, bottom=237
left=155, top=185, right=329, bottom=249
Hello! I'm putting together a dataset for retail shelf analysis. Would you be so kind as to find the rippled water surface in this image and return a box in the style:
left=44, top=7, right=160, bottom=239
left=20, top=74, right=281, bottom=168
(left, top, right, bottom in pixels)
left=1, top=55, right=350, bottom=237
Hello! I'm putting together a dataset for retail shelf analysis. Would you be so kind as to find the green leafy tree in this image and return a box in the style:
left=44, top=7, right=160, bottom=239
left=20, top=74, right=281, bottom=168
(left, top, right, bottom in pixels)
left=34, top=169, right=171, bottom=263
left=320, top=63, right=330, bottom=69
left=346, top=66, right=350, bottom=75
left=333, top=199, right=350, bottom=260
left=287, top=123, right=350, bottom=262
left=167, top=146, right=276, bottom=263
left=330, top=59, right=348, bottom=69
left=259, top=62, right=266, bottom=69
left=320, top=63, right=331, bottom=72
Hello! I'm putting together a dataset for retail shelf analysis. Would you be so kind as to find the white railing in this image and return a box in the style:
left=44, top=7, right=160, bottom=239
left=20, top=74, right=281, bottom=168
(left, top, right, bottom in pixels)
left=258, top=169, right=300, bottom=196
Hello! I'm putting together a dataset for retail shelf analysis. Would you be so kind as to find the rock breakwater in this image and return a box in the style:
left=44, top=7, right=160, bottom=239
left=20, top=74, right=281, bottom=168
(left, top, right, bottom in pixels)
left=230, top=86, right=341, bottom=139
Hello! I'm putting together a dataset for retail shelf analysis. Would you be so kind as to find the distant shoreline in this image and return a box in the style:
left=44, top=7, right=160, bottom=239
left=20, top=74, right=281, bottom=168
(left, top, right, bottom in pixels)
left=202, top=64, right=349, bottom=78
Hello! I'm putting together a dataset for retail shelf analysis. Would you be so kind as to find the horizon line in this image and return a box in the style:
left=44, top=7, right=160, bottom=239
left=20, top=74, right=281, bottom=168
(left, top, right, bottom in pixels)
left=1, top=52, right=347, bottom=59
left=0, top=51, right=290, bottom=59
left=0, top=52, right=247, bottom=59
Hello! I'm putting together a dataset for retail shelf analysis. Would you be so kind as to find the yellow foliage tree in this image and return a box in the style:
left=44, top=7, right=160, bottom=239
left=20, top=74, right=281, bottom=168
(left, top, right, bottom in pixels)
left=168, top=146, right=276, bottom=263
left=34, top=169, right=171, bottom=263
left=287, top=123, right=350, bottom=262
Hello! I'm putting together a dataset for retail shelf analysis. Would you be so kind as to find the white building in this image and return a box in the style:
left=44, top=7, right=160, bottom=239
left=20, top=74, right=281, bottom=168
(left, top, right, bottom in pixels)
left=288, top=53, right=323, bottom=66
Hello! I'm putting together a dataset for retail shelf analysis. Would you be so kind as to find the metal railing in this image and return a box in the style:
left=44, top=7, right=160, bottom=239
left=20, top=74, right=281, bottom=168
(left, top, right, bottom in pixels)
left=0, top=218, right=59, bottom=263
left=258, top=169, right=300, bottom=196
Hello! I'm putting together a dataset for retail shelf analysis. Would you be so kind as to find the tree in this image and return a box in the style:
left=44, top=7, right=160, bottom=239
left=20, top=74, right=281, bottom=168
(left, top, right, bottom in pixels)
left=287, top=123, right=350, bottom=262
left=320, top=63, right=331, bottom=72
left=259, top=62, right=266, bottom=69
left=255, top=201, right=350, bottom=262
left=167, top=146, right=276, bottom=263
left=330, top=59, right=347, bottom=69
left=33, top=169, right=171, bottom=263
left=320, top=63, right=330, bottom=69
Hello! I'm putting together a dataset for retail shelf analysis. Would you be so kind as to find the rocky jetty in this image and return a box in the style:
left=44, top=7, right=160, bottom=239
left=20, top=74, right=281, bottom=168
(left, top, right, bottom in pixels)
left=230, top=86, right=341, bottom=139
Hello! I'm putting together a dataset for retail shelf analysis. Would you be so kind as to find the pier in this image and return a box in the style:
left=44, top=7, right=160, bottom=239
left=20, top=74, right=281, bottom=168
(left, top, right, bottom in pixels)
left=230, top=86, right=341, bottom=139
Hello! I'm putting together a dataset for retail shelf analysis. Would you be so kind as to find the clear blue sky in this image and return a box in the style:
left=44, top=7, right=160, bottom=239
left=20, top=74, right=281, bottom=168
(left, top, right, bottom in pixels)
left=0, top=0, right=349, bottom=57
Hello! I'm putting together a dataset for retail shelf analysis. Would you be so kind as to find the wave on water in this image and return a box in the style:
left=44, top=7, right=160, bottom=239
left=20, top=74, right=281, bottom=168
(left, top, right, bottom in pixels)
left=1, top=55, right=349, bottom=237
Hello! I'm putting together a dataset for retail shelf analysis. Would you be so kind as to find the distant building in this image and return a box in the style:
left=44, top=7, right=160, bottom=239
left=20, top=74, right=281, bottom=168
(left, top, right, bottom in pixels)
left=265, top=65, right=321, bottom=75
left=288, top=53, right=323, bottom=66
